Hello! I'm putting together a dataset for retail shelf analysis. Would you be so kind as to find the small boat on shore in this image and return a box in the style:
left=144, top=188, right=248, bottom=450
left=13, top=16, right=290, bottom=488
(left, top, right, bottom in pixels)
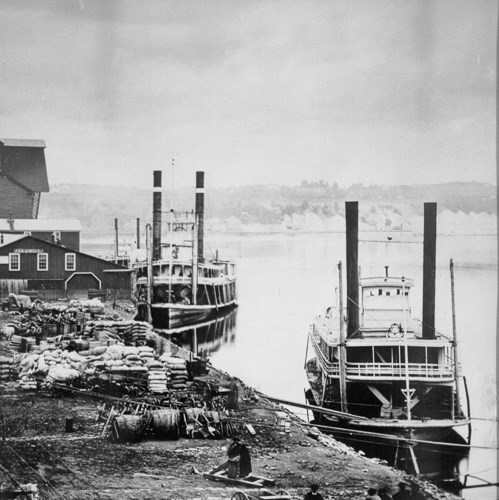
left=305, top=201, right=470, bottom=480
left=135, top=171, right=237, bottom=330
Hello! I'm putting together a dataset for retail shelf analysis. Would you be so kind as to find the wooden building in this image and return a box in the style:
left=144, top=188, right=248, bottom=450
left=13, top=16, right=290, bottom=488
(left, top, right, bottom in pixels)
left=0, top=138, right=49, bottom=219
left=0, top=235, right=133, bottom=300
left=0, top=218, right=81, bottom=251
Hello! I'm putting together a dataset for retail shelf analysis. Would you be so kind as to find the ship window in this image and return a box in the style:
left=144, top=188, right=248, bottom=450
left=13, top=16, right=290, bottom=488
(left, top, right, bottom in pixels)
left=405, top=291, right=409, bottom=296
left=386, top=291, right=390, bottom=296
left=9, top=253, right=20, bottom=271
left=378, top=289, right=383, bottom=296
left=397, top=289, right=400, bottom=295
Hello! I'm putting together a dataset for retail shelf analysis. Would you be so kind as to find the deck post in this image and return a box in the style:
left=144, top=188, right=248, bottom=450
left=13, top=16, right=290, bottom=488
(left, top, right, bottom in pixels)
left=338, top=261, right=348, bottom=413
left=408, top=442, right=421, bottom=476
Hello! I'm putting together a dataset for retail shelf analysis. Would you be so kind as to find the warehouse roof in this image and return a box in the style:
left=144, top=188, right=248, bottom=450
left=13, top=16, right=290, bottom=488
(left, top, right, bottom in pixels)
left=0, top=138, right=49, bottom=192
left=0, top=138, right=46, bottom=148
left=0, top=218, right=82, bottom=232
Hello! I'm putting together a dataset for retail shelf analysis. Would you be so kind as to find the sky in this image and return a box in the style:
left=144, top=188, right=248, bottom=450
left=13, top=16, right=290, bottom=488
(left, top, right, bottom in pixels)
left=0, top=0, right=496, bottom=189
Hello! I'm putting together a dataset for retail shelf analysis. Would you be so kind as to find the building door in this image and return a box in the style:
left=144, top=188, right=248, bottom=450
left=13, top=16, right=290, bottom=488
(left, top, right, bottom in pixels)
left=66, top=273, right=100, bottom=299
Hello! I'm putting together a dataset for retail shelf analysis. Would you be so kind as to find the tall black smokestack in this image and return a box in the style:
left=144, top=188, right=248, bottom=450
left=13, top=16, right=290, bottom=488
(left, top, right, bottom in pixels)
left=195, top=171, right=204, bottom=262
left=152, top=171, right=162, bottom=261
left=345, top=201, right=359, bottom=338
left=422, top=202, right=437, bottom=339
left=136, top=218, right=141, bottom=249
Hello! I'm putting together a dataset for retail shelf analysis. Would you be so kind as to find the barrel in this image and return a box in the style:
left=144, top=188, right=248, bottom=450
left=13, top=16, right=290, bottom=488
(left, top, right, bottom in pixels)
left=113, top=415, right=145, bottom=443
left=150, top=409, right=180, bottom=440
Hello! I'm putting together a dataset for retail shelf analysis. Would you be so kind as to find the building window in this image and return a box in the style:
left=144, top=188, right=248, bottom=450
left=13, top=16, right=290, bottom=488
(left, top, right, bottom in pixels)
left=65, top=253, right=76, bottom=271
left=9, top=253, right=20, bottom=271
left=37, top=253, right=48, bottom=271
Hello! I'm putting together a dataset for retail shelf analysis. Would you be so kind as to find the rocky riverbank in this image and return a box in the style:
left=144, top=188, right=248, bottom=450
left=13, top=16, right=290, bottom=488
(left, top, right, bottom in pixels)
left=0, top=304, right=462, bottom=500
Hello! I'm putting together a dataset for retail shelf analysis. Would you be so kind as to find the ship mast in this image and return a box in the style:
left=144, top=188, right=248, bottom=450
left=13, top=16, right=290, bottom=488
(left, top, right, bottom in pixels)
left=168, top=157, right=175, bottom=303
left=450, top=258, right=460, bottom=420
left=191, top=215, right=199, bottom=305
left=338, top=261, right=348, bottom=413
left=402, top=276, right=411, bottom=421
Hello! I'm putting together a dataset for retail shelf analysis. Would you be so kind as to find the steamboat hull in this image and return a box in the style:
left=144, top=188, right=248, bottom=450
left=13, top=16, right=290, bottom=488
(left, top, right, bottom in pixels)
left=151, top=300, right=237, bottom=329
left=304, top=386, right=469, bottom=481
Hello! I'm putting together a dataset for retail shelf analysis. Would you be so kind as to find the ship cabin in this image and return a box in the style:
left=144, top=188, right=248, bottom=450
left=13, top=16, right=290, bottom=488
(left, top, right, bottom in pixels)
left=310, top=274, right=454, bottom=384
left=136, top=259, right=236, bottom=282
left=359, top=275, right=414, bottom=336
left=135, top=257, right=237, bottom=307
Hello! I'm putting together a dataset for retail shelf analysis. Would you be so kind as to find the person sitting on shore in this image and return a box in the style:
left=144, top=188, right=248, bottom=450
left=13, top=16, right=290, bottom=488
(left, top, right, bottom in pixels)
left=238, top=440, right=252, bottom=478
left=304, top=483, right=324, bottom=500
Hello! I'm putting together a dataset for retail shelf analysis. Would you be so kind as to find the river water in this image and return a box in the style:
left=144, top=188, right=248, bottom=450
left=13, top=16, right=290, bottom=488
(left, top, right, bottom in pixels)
left=202, top=231, right=497, bottom=500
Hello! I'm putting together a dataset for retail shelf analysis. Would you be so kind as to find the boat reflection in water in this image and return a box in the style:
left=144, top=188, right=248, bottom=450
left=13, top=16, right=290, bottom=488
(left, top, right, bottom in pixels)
left=156, top=308, right=237, bottom=359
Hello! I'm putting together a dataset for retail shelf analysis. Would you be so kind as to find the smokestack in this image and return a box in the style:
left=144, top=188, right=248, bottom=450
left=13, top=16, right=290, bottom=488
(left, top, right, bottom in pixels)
left=345, top=201, right=359, bottom=338
left=422, top=202, right=437, bottom=339
left=195, top=171, right=205, bottom=261
left=136, top=218, right=141, bottom=249
left=114, top=218, right=119, bottom=259
left=152, top=171, right=162, bottom=261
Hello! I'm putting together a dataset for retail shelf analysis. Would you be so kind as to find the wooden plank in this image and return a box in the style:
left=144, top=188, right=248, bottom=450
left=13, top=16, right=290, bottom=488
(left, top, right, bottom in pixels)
left=245, top=423, right=256, bottom=435
left=203, top=471, right=273, bottom=488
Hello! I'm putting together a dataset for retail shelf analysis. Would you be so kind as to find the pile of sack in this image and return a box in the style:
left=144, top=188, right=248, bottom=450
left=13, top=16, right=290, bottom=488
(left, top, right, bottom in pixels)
left=161, top=355, right=189, bottom=390
left=0, top=355, right=13, bottom=382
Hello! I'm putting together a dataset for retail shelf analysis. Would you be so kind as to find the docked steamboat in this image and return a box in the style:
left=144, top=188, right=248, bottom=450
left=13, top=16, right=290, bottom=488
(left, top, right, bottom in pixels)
left=305, top=202, right=470, bottom=478
left=135, top=171, right=237, bottom=330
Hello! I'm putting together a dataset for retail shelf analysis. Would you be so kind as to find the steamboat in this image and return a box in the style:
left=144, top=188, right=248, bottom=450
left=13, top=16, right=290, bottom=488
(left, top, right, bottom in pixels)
left=135, top=171, right=237, bottom=329
left=305, top=202, right=470, bottom=479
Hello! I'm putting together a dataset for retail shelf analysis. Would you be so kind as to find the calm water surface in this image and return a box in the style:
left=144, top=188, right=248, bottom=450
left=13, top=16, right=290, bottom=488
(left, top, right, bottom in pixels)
left=205, top=232, right=497, bottom=500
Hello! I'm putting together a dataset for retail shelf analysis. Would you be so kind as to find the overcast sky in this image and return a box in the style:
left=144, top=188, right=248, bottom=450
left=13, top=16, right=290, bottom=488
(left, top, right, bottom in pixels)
left=1, top=0, right=496, bottom=189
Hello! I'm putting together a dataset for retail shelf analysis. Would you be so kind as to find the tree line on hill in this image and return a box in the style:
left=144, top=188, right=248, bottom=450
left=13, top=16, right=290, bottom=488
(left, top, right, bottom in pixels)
left=39, top=181, right=496, bottom=234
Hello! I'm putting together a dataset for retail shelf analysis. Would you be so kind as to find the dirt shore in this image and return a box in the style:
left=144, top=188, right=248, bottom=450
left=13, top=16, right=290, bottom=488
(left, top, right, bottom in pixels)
left=0, top=306, right=462, bottom=500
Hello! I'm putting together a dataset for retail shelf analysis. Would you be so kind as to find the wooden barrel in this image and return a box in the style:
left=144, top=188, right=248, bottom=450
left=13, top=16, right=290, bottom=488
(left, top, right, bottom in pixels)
left=150, top=409, right=180, bottom=440
left=113, top=415, right=145, bottom=443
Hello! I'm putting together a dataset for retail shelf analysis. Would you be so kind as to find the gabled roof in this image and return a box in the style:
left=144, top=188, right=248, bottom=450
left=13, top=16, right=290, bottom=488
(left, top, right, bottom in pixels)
left=0, top=139, right=46, bottom=148
left=0, top=139, right=49, bottom=192
left=0, top=235, right=128, bottom=270
left=0, top=218, right=82, bottom=232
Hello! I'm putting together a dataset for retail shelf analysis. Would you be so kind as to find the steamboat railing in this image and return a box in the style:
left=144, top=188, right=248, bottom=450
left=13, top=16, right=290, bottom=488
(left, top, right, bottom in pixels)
left=309, top=331, right=340, bottom=376
left=345, top=362, right=453, bottom=380
left=309, top=330, right=453, bottom=381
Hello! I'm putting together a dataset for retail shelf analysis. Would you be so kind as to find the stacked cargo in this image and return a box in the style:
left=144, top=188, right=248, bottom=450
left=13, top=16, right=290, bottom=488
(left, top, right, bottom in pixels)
left=0, top=355, right=13, bottom=382
left=147, top=362, right=168, bottom=393
left=138, top=346, right=155, bottom=364
left=162, top=356, right=189, bottom=391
